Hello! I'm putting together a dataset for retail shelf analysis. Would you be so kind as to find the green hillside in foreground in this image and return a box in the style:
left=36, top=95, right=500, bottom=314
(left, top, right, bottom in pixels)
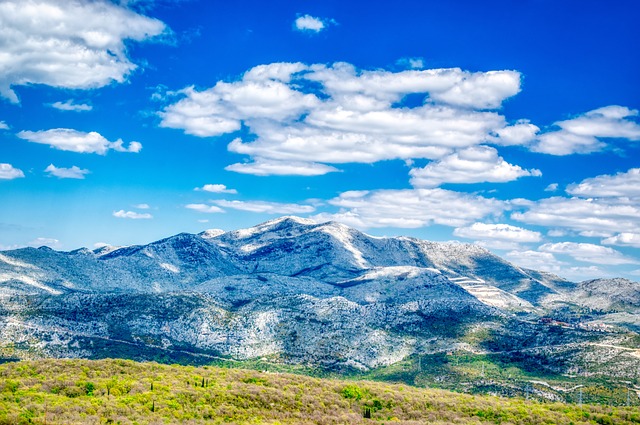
left=0, top=359, right=638, bottom=424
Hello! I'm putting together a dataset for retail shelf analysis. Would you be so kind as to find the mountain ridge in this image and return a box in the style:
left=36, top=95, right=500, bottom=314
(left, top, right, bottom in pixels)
left=0, top=216, right=638, bottom=380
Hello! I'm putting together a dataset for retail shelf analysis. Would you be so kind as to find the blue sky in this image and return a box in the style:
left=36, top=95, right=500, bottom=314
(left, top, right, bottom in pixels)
left=1, top=0, right=639, bottom=281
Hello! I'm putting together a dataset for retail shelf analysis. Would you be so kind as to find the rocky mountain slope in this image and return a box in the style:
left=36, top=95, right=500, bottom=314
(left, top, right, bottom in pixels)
left=0, top=216, right=638, bottom=378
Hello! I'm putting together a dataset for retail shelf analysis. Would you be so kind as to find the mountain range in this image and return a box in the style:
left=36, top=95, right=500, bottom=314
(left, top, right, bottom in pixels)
left=0, top=216, right=639, bottom=381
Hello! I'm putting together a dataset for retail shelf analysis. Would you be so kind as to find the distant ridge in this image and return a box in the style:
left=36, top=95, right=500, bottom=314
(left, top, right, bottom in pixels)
left=0, top=216, right=638, bottom=381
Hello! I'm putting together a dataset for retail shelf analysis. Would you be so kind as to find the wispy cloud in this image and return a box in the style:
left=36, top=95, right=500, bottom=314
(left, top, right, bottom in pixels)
left=113, top=210, right=153, bottom=219
left=185, top=204, right=225, bottom=214
left=454, top=222, right=541, bottom=245
left=539, top=241, right=637, bottom=265
left=44, top=164, right=90, bottom=179
left=50, top=99, right=93, bottom=112
left=195, top=184, right=238, bottom=194
left=294, top=14, right=333, bottom=33
left=27, top=237, right=61, bottom=249
left=0, top=163, right=24, bottom=180
left=225, top=159, right=339, bottom=176
left=212, top=200, right=315, bottom=214
left=18, top=129, right=142, bottom=154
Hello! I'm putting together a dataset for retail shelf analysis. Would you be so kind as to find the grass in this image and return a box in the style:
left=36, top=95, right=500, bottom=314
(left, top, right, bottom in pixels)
left=0, top=358, right=639, bottom=424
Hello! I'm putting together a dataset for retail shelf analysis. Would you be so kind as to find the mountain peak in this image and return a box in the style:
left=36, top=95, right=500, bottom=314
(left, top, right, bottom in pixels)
left=198, top=229, right=225, bottom=239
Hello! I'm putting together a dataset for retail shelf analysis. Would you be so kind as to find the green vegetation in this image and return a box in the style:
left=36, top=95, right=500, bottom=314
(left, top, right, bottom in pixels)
left=0, top=359, right=638, bottom=424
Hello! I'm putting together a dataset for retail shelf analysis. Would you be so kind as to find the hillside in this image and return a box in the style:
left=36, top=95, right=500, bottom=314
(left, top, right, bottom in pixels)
left=0, top=358, right=638, bottom=425
left=0, top=216, right=639, bottom=395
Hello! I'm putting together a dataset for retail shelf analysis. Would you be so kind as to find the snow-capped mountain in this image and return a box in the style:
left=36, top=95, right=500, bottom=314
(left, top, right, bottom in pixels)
left=0, top=216, right=637, bottom=373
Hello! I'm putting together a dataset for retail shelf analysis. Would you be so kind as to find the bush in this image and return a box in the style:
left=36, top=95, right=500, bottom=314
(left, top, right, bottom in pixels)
left=341, top=384, right=367, bottom=400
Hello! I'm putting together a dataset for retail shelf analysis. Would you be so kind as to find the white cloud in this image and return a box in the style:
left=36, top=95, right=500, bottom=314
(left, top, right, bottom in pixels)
left=50, top=99, right=92, bottom=112
left=28, top=237, right=61, bottom=249
left=195, top=184, right=237, bottom=194
left=225, top=159, right=339, bottom=176
left=212, top=200, right=315, bottom=214
left=566, top=167, right=640, bottom=198
left=0, top=0, right=167, bottom=103
left=602, top=233, right=640, bottom=248
left=532, top=106, right=640, bottom=155
left=512, top=196, right=640, bottom=237
left=113, top=210, right=153, bottom=219
left=185, top=204, right=225, bottom=214
left=505, top=249, right=607, bottom=281
left=0, top=121, right=8, bottom=130
left=454, top=222, right=541, bottom=243
left=544, top=183, right=558, bottom=192
left=492, top=119, right=539, bottom=146
left=313, top=188, right=505, bottom=229
left=294, top=14, right=328, bottom=33
left=306, top=63, right=520, bottom=109
left=506, top=250, right=563, bottom=269
left=547, top=229, right=567, bottom=237
left=134, top=203, right=150, bottom=209
left=44, top=164, right=89, bottom=179
left=17, top=128, right=142, bottom=154
left=409, top=145, right=540, bottom=187
left=159, top=63, right=317, bottom=137
left=160, top=62, right=524, bottom=175
left=539, top=242, right=637, bottom=265
left=0, top=163, right=24, bottom=180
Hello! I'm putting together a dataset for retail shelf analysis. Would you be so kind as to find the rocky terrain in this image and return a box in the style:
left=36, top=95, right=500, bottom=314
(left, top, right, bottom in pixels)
left=0, top=216, right=639, bottom=382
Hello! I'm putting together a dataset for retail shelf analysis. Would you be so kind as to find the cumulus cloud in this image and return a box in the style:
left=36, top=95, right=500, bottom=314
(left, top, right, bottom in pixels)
left=133, top=203, right=150, bottom=209
left=512, top=196, right=640, bottom=237
left=294, top=14, right=331, bottom=33
left=195, top=184, right=237, bottom=194
left=566, top=167, right=640, bottom=198
left=544, top=183, right=558, bottom=192
left=492, top=119, right=539, bottom=146
left=513, top=166, right=640, bottom=240
left=602, top=233, right=640, bottom=248
left=50, top=99, right=92, bottom=112
left=409, top=145, right=540, bottom=187
left=185, top=204, right=225, bottom=214
left=0, top=0, right=167, bottom=103
left=0, top=163, right=24, bottom=180
left=0, top=121, right=8, bottom=130
left=212, top=200, right=315, bottom=214
left=159, top=62, right=524, bottom=175
left=17, top=128, right=142, bottom=154
left=539, top=242, right=637, bottom=265
left=454, top=222, right=541, bottom=243
left=113, top=210, right=153, bottom=219
left=44, top=164, right=89, bottom=179
left=313, top=188, right=505, bottom=229
left=532, top=106, right=640, bottom=155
